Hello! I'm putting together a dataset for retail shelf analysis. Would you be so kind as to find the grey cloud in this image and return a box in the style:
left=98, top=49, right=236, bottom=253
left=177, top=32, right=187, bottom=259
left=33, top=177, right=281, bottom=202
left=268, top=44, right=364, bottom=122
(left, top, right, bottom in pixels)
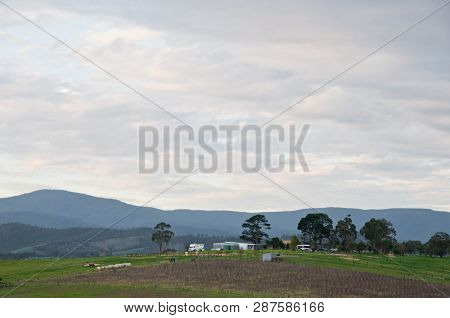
left=0, top=0, right=449, bottom=210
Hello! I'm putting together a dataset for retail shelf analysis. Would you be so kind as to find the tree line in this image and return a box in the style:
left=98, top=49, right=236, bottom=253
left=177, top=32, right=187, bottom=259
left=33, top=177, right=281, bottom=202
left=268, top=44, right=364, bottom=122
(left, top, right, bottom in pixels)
left=150, top=213, right=449, bottom=257
left=239, top=213, right=449, bottom=257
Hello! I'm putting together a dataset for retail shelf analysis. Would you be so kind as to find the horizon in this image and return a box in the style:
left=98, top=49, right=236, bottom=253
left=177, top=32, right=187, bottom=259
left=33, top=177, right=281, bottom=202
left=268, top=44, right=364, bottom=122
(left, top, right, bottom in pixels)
left=1, top=188, right=449, bottom=214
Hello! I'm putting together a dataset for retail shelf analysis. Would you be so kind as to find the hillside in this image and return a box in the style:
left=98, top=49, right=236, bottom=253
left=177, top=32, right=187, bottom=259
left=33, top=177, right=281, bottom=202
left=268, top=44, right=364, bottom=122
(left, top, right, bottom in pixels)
left=0, top=223, right=153, bottom=257
left=0, top=223, right=237, bottom=258
left=0, top=190, right=449, bottom=241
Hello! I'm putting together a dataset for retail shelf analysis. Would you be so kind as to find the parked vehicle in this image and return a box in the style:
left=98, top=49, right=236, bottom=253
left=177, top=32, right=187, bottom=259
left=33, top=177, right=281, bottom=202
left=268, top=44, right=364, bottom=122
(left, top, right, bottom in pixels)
left=296, top=244, right=312, bottom=252
left=188, top=243, right=205, bottom=252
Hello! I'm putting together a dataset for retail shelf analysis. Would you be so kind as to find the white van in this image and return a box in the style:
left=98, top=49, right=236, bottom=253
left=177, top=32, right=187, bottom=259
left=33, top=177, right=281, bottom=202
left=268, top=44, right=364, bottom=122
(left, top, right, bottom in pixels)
left=188, top=243, right=205, bottom=252
left=296, top=244, right=312, bottom=252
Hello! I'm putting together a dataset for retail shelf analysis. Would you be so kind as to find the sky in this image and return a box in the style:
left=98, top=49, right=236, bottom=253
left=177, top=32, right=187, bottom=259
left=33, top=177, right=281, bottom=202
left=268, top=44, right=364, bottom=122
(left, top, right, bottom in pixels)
left=0, top=0, right=449, bottom=212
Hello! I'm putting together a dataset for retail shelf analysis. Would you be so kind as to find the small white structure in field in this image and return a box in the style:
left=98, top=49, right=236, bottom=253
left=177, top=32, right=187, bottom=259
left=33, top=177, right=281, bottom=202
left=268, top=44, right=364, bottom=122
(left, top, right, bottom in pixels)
left=188, top=243, right=205, bottom=252
left=96, top=263, right=131, bottom=271
left=262, top=253, right=279, bottom=262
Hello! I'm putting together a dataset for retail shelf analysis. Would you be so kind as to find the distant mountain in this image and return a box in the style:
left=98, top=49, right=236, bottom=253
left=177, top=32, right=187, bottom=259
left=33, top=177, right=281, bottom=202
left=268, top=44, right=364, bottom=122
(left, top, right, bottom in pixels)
left=0, top=189, right=449, bottom=241
left=0, top=211, right=90, bottom=228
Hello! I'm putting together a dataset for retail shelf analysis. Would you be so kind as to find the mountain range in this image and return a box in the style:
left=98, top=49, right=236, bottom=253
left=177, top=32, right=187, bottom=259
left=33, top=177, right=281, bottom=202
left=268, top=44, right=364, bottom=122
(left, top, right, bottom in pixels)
left=0, top=189, right=449, bottom=242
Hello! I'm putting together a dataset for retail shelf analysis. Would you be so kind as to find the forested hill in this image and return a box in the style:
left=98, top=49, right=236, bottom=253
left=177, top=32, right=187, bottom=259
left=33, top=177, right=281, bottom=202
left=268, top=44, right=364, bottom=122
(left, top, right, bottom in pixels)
left=0, top=190, right=449, bottom=241
left=0, top=223, right=238, bottom=258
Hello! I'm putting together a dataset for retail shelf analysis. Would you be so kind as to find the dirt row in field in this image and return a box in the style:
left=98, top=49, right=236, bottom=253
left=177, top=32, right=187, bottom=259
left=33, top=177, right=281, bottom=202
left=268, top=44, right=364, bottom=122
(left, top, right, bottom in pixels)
left=57, top=259, right=450, bottom=298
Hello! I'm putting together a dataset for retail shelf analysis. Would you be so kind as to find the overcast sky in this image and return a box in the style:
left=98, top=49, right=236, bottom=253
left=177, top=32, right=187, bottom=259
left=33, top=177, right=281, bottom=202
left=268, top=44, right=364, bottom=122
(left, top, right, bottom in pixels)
left=1, top=0, right=449, bottom=212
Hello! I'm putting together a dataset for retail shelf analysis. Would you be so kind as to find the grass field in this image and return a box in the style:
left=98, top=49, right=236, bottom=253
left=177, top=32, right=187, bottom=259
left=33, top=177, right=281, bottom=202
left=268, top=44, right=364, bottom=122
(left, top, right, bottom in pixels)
left=0, top=251, right=448, bottom=297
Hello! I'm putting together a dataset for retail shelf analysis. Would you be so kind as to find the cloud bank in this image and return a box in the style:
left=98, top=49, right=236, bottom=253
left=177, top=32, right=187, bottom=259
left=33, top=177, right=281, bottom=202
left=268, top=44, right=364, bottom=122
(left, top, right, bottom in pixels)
left=0, top=0, right=449, bottom=211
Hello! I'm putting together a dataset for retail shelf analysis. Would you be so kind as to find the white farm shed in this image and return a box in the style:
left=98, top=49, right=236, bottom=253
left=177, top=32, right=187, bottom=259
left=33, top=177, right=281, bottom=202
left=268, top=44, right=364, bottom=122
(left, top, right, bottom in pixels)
left=212, top=242, right=264, bottom=251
